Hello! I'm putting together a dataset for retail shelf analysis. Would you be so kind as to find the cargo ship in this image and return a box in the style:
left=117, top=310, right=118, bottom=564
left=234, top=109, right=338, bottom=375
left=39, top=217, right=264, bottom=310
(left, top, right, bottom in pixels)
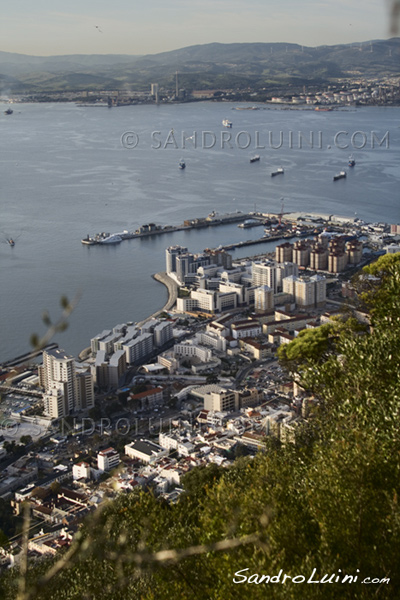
left=333, top=171, right=347, bottom=181
left=271, top=167, right=284, bottom=177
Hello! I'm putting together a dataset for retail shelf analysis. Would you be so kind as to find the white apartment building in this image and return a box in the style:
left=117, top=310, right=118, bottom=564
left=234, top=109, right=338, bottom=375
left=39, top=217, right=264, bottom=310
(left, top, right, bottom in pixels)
left=125, top=440, right=168, bottom=464
left=72, top=462, right=91, bottom=481
left=123, top=333, right=153, bottom=364
left=97, top=448, right=120, bottom=472
left=282, top=275, right=326, bottom=308
left=166, top=245, right=188, bottom=274
left=204, top=388, right=239, bottom=412
left=75, top=371, right=95, bottom=411
left=41, top=348, right=94, bottom=418
left=43, top=386, right=68, bottom=419
left=295, top=278, right=315, bottom=308
left=252, top=261, right=277, bottom=292
left=196, top=331, right=227, bottom=352
left=230, top=320, right=262, bottom=339
left=254, top=285, right=274, bottom=312
left=311, top=274, right=327, bottom=307
left=154, top=321, right=173, bottom=347
left=90, top=329, right=112, bottom=355
left=174, top=341, right=213, bottom=362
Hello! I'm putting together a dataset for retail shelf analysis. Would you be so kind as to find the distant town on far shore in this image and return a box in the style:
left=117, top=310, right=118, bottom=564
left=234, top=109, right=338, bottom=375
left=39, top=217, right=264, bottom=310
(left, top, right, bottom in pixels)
left=1, top=39, right=399, bottom=105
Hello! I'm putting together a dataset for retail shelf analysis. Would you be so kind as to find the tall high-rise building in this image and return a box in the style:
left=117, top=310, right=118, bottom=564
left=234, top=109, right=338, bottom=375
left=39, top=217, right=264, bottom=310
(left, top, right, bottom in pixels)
left=346, top=240, right=363, bottom=264
left=165, top=246, right=188, bottom=274
left=150, top=83, right=159, bottom=103
left=276, top=242, right=293, bottom=263
left=292, top=240, right=311, bottom=267
left=254, top=285, right=274, bottom=313
left=41, top=349, right=77, bottom=415
left=252, top=261, right=277, bottom=292
left=41, top=348, right=94, bottom=418
left=276, top=262, right=298, bottom=291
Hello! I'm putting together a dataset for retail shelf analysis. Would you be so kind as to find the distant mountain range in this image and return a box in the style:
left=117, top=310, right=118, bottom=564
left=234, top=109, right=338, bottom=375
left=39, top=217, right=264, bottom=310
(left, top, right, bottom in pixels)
left=0, top=39, right=399, bottom=94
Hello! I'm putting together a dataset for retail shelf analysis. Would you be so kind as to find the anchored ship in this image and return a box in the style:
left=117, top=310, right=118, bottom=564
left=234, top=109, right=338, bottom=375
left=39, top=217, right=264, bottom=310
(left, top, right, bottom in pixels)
left=333, top=171, right=347, bottom=181
left=250, top=155, right=260, bottom=163
left=271, top=167, right=284, bottom=177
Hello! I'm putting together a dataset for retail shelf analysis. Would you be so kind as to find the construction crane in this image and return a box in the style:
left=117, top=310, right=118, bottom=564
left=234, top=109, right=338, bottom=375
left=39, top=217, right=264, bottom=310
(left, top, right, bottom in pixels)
left=278, top=198, right=285, bottom=227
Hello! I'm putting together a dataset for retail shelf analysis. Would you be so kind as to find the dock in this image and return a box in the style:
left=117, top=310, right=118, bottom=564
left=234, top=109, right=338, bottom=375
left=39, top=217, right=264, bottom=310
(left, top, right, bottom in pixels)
left=81, top=212, right=254, bottom=245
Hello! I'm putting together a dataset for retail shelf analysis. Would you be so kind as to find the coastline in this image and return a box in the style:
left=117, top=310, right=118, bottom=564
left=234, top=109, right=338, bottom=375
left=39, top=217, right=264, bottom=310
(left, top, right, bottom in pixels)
left=78, top=272, right=178, bottom=361
left=140, top=272, right=179, bottom=324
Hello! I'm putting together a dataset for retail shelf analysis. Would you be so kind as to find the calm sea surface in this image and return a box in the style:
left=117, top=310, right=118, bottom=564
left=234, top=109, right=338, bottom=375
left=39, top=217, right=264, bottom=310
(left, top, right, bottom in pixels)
left=0, top=102, right=399, bottom=362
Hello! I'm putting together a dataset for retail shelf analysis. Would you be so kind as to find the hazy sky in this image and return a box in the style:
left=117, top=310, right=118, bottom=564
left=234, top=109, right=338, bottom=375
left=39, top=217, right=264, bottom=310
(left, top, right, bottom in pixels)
left=1, top=0, right=391, bottom=56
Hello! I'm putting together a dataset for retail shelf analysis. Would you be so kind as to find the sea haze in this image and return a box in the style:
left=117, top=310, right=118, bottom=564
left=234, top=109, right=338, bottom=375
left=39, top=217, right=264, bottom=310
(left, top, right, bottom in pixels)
left=0, top=102, right=399, bottom=362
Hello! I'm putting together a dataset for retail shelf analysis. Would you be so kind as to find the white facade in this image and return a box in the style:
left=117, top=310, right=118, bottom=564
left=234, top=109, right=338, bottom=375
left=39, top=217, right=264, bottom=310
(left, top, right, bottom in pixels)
left=125, top=440, right=168, bottom=464
left=295, top=278, right=315, bottom=308
left=154, top=321, right=173, bottom=347
left=72, top=462, right=91, bottom=481
left=231, top=321, right=262, bottom=340
left=123, top=333, right=153, bottom=364
left=174, top=342, right=213, bottom=362
left=43, top=386, right=68, bottom=419
left=254, top=285, right=274, bottom=312
left=196, top=331, right=227, bottom=352
left=42, top=349, right=92, bottom=417
left=97, top=448, right=120, bottom=472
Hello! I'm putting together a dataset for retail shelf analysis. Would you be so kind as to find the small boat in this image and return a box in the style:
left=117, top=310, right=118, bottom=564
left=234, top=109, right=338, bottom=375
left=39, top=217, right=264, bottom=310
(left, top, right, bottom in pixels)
left=333, top=171, right=346, bottom=181
left=222, top=119, right=232, bottom=128
left=250, top=155, right=260, bottom=163
left=179, top=159, right=186, bottom=169
left=348, top=155, right=356, bottom=167
left=81, top=235, right=97, bottom=245
left=271, top=167, right=284, bottom=177
left=7, top=238, right=15, bottom=246
left=4, top=108, right=13, bottom=115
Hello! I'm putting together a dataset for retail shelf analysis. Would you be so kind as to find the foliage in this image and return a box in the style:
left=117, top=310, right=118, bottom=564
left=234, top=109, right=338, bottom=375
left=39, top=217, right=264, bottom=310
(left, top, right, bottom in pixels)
left=19, top=436, right=33, bottom=446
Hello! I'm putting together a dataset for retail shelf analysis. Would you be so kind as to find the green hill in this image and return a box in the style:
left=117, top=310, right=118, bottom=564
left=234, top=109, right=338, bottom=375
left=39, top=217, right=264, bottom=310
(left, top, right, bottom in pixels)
left=0, top=39, right=399, bottom=93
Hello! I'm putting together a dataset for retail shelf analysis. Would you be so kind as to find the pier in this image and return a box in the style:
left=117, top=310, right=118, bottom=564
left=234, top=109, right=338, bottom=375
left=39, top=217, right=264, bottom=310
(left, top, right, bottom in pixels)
left=81, top=212, right=254, bottom=245
left=0, top=343, right=59, bottom=368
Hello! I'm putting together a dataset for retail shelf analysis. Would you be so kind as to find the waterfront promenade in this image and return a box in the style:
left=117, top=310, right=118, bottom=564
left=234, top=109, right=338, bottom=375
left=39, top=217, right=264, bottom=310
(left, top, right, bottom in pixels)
left=138, top=272, right=179, bottom=325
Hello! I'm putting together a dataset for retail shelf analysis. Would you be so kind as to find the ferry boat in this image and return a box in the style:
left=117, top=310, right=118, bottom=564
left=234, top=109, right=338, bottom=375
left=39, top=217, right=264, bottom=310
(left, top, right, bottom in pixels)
left=271, top=167, right=284, bottom=177
left=250, top=155, right=260, bottom=163
left=333, top=171, right=347, bottom=181
left=81, top=231, right=126, bottom=245
left=179, top=159, right=186, bottom=169
left=99, top=234, right=123, bottom=244
left=348, top=155, right=356, bottom=167
left=238, top=219, right=262, bottom=228
left=222, top=119, right=232, bottom=128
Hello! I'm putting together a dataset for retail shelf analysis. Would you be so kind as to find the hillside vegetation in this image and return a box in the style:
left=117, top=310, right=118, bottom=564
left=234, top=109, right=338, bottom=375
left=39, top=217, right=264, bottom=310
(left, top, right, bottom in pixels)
left=1, top=39, right=399, bottom=93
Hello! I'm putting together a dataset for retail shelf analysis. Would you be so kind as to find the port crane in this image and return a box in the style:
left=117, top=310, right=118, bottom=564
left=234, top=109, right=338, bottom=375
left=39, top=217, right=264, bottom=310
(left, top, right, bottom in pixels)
left=278, top=198, right=285, bottom=227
